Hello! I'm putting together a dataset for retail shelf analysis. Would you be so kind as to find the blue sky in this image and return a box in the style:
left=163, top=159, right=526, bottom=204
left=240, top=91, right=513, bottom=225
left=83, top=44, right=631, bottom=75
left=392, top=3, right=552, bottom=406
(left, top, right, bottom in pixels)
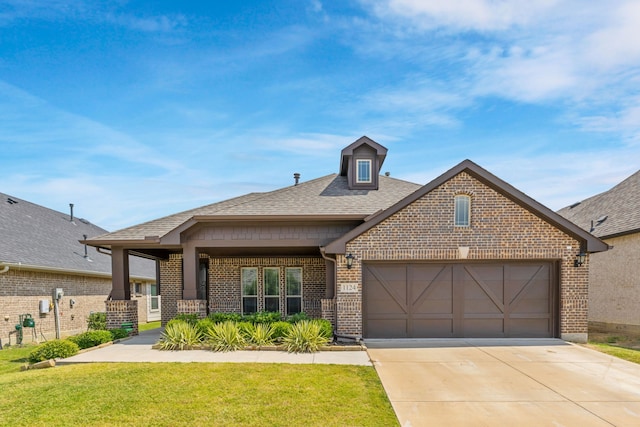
left=1, top=0, right=639, bottom=231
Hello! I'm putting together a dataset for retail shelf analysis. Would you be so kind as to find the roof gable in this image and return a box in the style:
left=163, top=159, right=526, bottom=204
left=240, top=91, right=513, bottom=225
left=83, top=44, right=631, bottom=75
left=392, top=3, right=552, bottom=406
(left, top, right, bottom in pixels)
left=557, top=170, right=640, bottom=239
left=325, top=160, right=608, bottom=254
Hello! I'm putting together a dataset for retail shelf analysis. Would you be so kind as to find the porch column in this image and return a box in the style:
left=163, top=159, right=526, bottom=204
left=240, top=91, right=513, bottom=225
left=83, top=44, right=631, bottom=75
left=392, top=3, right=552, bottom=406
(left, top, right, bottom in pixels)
left=182, top=244, right=198, bottom=299
left=178, top=244, right=207, bottom=319
left=111, top=247, right=130, bottom=300
left=106, top=247, right=138, bottom=334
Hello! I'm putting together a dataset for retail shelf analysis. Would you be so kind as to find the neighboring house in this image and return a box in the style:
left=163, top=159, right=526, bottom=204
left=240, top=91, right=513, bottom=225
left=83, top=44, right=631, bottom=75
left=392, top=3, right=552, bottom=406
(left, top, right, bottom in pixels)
left=558, top=170, right=640, bottom=337
left=86, top=137, right=607, bottom=342
left=0, top=194, right=158, bottom=343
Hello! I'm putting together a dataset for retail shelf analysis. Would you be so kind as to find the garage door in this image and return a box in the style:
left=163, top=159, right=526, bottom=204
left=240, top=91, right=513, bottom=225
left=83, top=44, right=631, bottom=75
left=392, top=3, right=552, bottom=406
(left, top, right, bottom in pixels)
left=363, top=262, right=556, bottom=338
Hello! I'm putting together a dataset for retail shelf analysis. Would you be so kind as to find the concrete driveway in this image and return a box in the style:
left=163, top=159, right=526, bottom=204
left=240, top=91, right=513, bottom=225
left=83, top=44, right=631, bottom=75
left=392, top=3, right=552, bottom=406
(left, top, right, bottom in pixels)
left=366, top=339, right=640, bottom=427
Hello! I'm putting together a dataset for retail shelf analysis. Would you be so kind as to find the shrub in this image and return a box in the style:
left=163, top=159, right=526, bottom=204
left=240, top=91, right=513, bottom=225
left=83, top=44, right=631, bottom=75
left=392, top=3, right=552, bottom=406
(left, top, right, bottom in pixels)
left=172, top=313, right=199, bottom=325
left=29, top=340, right=79, bottom=363
left=196, top=317, right=216, bottom=336
left=204, top=321, right=246, bottom=352
left=286, top=312, right=310, bottom=323
left=243, top=322, right=275, bottom=346
left=87, top=312, right=107, bottom=330
left=208, top=312, right=242, bottom=323
left=68, top=330, right=113, bottom=350
left=243, top=311, right=282, bottom=324
left=158, top=320, right=203, bottom=350
left=271, top=321, right=292, bottom=341
left=282, top=320, right=330, bottom=353
left=109, top=328, right=129, bottom=340
left=315, top=319, right=334, bottom=340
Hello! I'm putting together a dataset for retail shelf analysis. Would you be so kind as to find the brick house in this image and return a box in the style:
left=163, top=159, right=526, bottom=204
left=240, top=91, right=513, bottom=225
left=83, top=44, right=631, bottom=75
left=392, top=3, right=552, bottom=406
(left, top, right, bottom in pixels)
left=558, top=170, right=640, bottom=337
left=86, top=137, right=607, bottom=342
left=0, top=194, right=157, bottom=343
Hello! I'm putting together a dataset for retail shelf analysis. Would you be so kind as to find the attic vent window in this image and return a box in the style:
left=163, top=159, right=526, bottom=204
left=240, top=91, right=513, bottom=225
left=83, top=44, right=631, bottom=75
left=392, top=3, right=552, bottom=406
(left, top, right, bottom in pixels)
left=356, top=159, right=372, bottom=183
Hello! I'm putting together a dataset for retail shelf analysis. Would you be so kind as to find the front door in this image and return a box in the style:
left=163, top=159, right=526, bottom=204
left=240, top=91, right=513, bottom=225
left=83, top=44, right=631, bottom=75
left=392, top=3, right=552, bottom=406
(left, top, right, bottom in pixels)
left=147, top=283, right=161, bottom=322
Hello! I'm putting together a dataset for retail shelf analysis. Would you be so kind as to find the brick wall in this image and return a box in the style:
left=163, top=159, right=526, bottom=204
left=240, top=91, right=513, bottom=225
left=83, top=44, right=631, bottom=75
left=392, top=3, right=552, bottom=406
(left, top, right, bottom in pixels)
left=336, top=171, right=588, bottom=341
left=106, top=300, right=138, bottom=335
left=588, top=233, right=640, bottom=331
left=0, top=268, right=111, bottom=341
left=160, top=255, right=326, bottom=324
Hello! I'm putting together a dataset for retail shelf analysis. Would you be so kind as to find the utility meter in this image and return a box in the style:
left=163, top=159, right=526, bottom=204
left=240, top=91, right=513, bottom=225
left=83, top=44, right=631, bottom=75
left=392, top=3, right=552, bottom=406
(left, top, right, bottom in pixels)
left=53, top=288, right=64, bottom=300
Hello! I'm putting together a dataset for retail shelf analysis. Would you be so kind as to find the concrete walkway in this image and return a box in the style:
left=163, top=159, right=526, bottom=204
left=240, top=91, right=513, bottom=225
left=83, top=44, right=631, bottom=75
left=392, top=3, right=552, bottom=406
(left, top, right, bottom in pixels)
left=366, top=338, right=640, bottom=427
left=57, top=328, right=372, bottom=366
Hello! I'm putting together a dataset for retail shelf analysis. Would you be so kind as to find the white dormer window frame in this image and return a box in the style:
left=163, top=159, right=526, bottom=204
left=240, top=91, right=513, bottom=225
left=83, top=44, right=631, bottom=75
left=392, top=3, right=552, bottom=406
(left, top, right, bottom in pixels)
left=356, top=159, right=372, bottom=183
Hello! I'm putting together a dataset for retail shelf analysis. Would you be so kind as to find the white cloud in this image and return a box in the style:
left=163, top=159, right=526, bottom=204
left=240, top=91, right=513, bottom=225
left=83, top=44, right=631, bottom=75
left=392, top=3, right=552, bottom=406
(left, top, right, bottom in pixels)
left=365, top=0, right=559, bottom=31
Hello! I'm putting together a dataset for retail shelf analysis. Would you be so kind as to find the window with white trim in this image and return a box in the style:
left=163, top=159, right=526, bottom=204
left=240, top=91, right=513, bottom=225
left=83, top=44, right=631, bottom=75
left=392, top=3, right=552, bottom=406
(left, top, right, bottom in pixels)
left=286, top=267, right=302, bottom=315
left=454, top=194, right=471, bottom=227
left=263, top=267, right=280, bottom=312
left=356, top=159, right=372, bottom=183
left=241, top=267, right=258, bottom=314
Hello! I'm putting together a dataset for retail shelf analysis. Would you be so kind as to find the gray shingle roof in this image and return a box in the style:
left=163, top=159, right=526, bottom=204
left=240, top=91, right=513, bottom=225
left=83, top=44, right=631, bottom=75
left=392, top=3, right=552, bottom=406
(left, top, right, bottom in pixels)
left=91, top=174, right=423, bottom=242
left=0, top=192, right=155, bottom=279
left=557, top=170, right=640, bottom=238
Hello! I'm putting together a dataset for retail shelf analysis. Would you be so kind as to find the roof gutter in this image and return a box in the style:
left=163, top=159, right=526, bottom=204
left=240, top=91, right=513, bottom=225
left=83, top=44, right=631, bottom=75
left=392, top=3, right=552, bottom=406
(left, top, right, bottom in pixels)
left=0, top=261, right=153, bottom=281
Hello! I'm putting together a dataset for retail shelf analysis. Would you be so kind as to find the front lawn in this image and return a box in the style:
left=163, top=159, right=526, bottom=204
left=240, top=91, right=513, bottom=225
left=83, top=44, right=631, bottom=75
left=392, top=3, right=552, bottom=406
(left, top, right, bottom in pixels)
left=0, top=362, right=398, bottom=426
left=586, top=342, right=640, bottom=364
left=0, top=345, right=32, bottom=375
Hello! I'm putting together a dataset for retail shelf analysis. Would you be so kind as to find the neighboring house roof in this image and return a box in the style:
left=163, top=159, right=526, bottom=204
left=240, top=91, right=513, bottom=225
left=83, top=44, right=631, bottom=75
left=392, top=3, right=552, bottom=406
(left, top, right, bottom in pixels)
left=325, top=160, right=609, bottom=254
left=557, top=170, right=640, bottom=239
left=89, top=174, right=423, bottom=244
left=0, top=192, right=155, bottom=279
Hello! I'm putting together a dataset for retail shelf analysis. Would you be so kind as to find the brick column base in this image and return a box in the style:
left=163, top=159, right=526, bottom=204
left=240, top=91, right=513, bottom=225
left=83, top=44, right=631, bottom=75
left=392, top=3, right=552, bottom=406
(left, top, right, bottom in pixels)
left=177, top=300, right=207, bottom=319
left=106, top=300, right=139, bottom=335
left=321, top=298, right=336, bottom=330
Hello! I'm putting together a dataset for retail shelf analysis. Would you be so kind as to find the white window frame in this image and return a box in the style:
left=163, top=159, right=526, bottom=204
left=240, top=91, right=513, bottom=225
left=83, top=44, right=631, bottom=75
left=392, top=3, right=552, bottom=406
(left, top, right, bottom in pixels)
left=454, top=194, right=471, bottom=227
left=356, top=159, right=372, bottom=183
left=241, top=267, right=258, bottom=314
left=285, top=267, right=303, bottom=315
left=263, top=267, right=280, bottom=313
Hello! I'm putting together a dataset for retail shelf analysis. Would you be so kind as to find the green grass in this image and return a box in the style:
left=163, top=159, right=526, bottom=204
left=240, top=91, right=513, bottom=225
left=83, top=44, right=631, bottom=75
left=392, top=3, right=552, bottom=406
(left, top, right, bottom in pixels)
left=0, top=362, right=397, bottom=426
left=0, top=345, right=33, bottom=375
left=139, top=321, right=161, bottom=332
left=586, top=343, right=640, bottom=364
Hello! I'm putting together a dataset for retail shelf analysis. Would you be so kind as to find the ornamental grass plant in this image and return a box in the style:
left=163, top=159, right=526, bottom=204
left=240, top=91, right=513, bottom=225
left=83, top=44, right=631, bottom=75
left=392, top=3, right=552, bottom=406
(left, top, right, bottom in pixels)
left=158, top=320, right=203, bottom=350
left=282, top=320, right=330, bottom=353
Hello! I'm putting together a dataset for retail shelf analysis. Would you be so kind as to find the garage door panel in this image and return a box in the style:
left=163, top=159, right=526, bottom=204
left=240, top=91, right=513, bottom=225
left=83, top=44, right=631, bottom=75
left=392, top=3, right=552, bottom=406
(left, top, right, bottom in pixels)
left=367, top=319, right=407, bottom=338
left=464, top=319, right=504, bottom=337
left=412, top=320, right=454, bottom=337
left=510, top=319, right=550, bottom=337
left=364, top=262, right=555, bottom=339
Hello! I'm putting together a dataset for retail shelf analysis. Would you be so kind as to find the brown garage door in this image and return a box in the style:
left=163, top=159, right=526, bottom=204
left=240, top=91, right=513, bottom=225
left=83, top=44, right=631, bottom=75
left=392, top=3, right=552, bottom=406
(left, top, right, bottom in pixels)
left=363, top=262, right=557, bottom=338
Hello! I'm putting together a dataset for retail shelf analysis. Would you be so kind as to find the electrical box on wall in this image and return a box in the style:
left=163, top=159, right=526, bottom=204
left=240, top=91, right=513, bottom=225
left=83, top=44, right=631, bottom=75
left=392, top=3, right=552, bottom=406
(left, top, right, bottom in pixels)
left=39, top=299, right=50, bottom=314
left=53, top=288, right=64, bottom=300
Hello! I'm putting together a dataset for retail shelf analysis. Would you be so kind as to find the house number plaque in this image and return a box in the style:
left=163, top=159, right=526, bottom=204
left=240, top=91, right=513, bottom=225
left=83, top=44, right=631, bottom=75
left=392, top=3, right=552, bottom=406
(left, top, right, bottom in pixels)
left=340, top=283, right=359, bottom=293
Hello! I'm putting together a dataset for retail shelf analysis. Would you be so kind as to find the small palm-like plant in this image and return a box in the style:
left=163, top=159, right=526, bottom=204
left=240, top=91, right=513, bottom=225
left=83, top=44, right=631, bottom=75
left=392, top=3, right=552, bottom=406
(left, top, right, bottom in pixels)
left=205, top=321, right=246, bottom=352
left=158, top=320, right=203, bottom=350
left=282, top=320, right=330, bottom=353
left=243, top=322, right=276, bottom=346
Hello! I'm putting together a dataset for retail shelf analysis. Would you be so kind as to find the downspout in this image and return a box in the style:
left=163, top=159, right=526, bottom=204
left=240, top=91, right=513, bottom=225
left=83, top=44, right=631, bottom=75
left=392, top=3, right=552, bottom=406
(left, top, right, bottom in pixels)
left=319, top=248, right=362, bottom=344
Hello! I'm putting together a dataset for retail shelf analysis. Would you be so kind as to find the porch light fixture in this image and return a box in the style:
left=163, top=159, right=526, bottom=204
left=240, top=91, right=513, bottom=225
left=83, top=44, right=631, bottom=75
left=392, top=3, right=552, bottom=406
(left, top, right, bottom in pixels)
left=574, top=252, right=587, bottom=267
left=345, top=253, right=355, bottom=269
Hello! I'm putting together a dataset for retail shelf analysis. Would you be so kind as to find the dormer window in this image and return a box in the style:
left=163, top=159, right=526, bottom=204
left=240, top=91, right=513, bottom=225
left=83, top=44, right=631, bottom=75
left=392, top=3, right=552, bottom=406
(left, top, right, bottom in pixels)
left=340, top=136, right=388, bottom=190
left=356, top=159, right=372, bottom=183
